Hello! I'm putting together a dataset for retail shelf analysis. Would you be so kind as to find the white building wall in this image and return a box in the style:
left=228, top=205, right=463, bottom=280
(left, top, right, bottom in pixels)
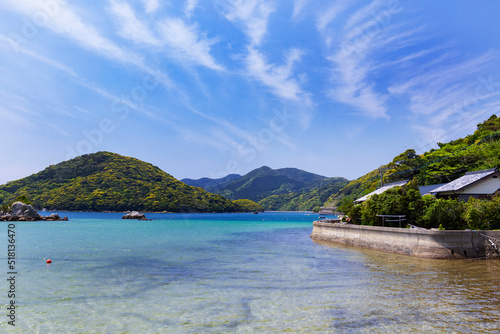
left=457, top=176, right=500, bottom=194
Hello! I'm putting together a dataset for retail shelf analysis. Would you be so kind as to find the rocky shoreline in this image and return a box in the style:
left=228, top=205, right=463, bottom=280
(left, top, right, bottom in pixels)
left=0, top=202, right=68, bottom=221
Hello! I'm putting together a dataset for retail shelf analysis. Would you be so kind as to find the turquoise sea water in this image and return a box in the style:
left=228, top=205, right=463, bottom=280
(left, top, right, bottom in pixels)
left=1, top=212, right=499, bottom=333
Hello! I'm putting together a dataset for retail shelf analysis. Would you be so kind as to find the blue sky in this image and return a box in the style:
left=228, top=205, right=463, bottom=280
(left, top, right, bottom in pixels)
left=1, top=0, right=500, bottom=184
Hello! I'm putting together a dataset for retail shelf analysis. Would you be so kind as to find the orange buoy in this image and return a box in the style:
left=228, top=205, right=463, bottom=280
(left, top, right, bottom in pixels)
left=46, top=259, right=52, bottom=264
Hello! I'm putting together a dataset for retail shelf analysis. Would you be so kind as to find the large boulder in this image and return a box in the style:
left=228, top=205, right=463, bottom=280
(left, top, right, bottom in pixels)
left=122, top=211, right=147, bottom=220
left=11, top=202, right=42, bottom=220
left=0, top=202, right=68, bottom=221
left=45, top=213, right=68, bottom=221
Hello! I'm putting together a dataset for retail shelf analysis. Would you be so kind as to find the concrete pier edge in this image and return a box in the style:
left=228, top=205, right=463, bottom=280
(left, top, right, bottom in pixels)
left=311, top=220, right=500, bottom=259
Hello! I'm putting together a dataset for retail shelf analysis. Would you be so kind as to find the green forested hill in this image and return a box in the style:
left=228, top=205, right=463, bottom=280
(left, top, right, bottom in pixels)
left=0, top=152, right=262, bottom=213
left=258, top=177, right=349, bottom=211
left=210, top=166, right=349, bottom=211
left=220, top=166, right=303, bottom=201
left=335, top=114, right=500, bottom=204
left=181, top=174, right=241, bottom=193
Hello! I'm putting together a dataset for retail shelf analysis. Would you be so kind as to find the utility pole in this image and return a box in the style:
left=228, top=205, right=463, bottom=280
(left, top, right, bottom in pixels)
left=379, top=166, right=387, bottom=188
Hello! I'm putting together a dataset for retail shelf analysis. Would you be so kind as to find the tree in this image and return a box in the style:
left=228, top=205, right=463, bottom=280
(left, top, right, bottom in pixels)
left=421, top=198, right=466, bottom=230
left=350, top=178, right=427, bottom=227
left=464, top=196, right=500, bottom=230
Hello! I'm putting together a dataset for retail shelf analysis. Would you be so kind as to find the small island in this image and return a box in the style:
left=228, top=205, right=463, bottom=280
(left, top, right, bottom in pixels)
left=0, top=152, right=263, bottom=214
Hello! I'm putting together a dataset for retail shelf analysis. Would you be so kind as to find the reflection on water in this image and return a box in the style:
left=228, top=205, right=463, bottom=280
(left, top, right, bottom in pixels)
left=2, top=214, right=499, bottom=333
left=360, top=250, right=500, bottom=332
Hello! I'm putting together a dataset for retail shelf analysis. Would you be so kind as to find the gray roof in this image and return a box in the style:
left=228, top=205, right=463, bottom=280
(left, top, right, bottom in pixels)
left=431, top=168, right=499, bottom=194
left=419, top=183, right=448, bottom=196
left=355, top=180, right=408, bottom=203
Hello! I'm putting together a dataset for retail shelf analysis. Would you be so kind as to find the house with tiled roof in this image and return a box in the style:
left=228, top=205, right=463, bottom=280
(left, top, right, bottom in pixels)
left=431, top=168, right=500, bottom=201
left=354, top=180, right=409, bottom=203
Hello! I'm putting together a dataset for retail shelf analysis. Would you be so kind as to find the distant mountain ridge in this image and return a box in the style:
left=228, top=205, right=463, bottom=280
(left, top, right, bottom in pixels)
left=0, top=152, right=262, bottom=213
left=181, top=174, right=241, bottom=193
left=219, top=166, right=330, bottom=201
left=183, top=166, right=349, bottom=211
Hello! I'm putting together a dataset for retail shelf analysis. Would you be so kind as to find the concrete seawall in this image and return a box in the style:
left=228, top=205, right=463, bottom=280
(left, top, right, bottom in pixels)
left=311, top=221, right=500, bottom=259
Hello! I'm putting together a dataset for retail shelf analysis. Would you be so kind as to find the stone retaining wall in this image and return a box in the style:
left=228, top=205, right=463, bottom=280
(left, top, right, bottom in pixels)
left=311, top=221, right=500, bottom=259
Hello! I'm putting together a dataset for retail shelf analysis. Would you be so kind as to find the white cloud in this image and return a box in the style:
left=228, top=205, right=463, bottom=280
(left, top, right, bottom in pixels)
left=0, top=0, right=172, bottom=88
left=143, top=0, right=160, bottom=14
left=381, top=45, right=446, bottom=69
left=224, top=0, right=275, bottom=46
left=344, top=0, right=384, bottom=31
left=157, top=18, right=224, bottom=71
left=109, top=0, right=222, bottom=71
left=220, top=0, right=313, bottom=109
left=185, top=0, right=198, bottom=18
left=329, top=32, right=386, bottom=116
left=109, top=0, right=160, bottom=45
left=245, top=47, right=309, bottom=103
left=327, top=1, right=411, bottom=119
left=316, top=1, right=348, bottom=32
left=292, top=0, right=309, bottom=20
left=218, top=0, right=314, bottom=120
left=388, top=51, right=500, bottom=146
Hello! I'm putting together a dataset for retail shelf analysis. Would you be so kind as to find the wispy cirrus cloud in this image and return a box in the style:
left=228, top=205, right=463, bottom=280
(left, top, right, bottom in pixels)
left=292, top=0, right=309, bottom=20
left=326, top=0, right=404, bottom=119
left=316, top=1, right=350, bottom=49
left=222, top=0, right=312, bottom=114
left=0, top=31, right=170, bottom=124
left=142, top=0, right=160, bottom=14
left=1, top=0, right=172, bottom=88
left=316, top=1, right=349, bottom=32
left=157, top=18, right=224, bottom=71
left=2, top=0, right=134, bottom=63
left=389, top=50, right=500, bottom=146
left=109, top=0, right=223, bottom=71
left=245, top=47, right=309, bottom=104
left=224, top=0, right=275, bottom=46
left=184, top=0, right=198, bottom=18
left=344, top=0, right=384, bottom=31
left=109, top=0, right=160, bottom=45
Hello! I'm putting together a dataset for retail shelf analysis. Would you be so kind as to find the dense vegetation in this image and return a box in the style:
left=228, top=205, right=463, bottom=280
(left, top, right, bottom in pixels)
left=0, top=152, right=262, bottom=213
left=182, top=174, right=241, bottom=193
left=258, top=177, right=348, bottom=211
left=186, top=166, right=349, bottom=211
left=218, top=166, right=327, bottom=201
left=335, top=115, right=500, bottom=202
left=343, top=178, right=500, bottom=230
left=337, top=115, right=500, bottom=229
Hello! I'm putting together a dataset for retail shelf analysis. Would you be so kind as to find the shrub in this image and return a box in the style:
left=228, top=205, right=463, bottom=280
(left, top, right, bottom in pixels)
left=421, top=198, right=467, bottom=230
left=343, top=177, right=500, bottom=230
left=464, top=196, right=500, bottom=230
left=351, top=178, right=427, bottom=227
left=349, top=203, right=363, bottom=224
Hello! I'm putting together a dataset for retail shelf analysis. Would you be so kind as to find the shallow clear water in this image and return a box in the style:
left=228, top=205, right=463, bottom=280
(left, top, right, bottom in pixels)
left=1, top=212, right=499, bottom=333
